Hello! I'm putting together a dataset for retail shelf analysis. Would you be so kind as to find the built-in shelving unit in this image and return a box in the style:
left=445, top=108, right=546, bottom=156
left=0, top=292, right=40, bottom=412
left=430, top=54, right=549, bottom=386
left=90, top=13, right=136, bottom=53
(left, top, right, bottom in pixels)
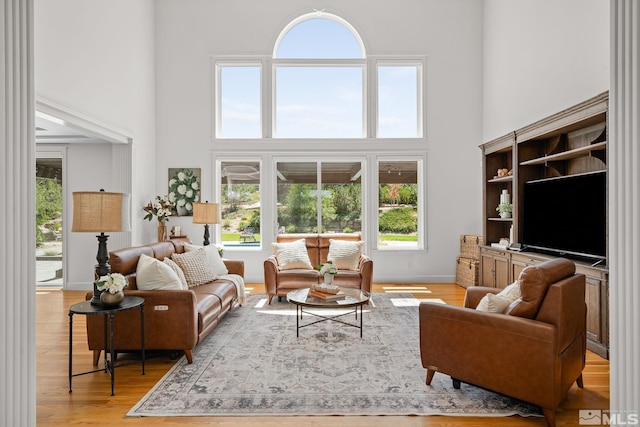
left=478, top=92, right=609, bottom=359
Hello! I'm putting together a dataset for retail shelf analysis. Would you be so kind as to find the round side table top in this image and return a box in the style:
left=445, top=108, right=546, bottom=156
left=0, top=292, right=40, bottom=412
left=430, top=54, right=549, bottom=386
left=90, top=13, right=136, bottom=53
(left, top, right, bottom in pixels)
left=69, top=296, right=144, bottom=315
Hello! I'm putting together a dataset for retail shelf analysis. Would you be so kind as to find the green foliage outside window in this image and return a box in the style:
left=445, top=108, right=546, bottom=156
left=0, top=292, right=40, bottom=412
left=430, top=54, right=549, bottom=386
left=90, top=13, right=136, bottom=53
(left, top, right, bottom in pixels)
left=36, top=178, right=62, bottom=246
left=379, top=207, right=417, bottom=234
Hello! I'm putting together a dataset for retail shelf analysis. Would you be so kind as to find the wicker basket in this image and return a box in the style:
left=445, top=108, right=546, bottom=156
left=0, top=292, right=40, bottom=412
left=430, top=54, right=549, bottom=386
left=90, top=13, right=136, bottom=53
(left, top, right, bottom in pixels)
left=455, top=256, right=479, bottom=288
left=459, top=235, right=484, bottom=260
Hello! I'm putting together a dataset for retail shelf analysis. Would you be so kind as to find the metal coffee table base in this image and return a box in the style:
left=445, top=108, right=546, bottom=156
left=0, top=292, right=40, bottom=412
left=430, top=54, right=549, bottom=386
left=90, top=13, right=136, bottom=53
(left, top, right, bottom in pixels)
left=295, top=304, right=364, bottom=337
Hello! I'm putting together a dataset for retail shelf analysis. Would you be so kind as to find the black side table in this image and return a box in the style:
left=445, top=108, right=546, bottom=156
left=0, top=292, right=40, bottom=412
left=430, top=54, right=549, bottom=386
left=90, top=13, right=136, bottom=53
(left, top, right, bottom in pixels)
left=68, top=296, right=145, bottom=396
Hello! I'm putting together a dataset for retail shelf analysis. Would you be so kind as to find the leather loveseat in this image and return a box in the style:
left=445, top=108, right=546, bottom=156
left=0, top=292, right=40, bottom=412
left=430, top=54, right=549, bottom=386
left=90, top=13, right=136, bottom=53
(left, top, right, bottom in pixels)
left=85, top=237, right=244, bottom=365
left=264, top=233, right=373, bottom=303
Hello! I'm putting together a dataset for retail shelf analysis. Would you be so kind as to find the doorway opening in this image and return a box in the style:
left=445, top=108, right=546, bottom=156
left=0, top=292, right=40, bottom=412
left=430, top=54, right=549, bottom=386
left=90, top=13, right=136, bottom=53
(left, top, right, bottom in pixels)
left=36, top=157, right=63, bottom=287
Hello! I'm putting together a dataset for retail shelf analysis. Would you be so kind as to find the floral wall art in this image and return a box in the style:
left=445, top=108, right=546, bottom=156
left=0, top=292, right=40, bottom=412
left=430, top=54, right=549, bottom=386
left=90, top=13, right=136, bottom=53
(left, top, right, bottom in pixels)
left=168, top=168, right=201, bottom=216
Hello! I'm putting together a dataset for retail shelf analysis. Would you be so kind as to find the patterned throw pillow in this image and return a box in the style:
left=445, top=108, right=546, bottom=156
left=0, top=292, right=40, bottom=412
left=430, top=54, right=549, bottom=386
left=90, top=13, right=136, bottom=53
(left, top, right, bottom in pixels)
left=327, top=239, right=364, bottom=270
left=136, top=254, right=184, bottom=290
left=184, top=243, right=229, bottom=277
left=163, top=257, right=188, bottom=289
left=171, top=248, right=216, bottom=287
left=272, top=239, right=314, bottom=270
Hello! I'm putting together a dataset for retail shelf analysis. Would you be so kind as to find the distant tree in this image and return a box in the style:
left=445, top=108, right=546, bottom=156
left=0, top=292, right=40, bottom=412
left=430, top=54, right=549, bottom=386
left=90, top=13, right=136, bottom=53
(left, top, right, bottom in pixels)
left=36, top=178, right=62, bottom=245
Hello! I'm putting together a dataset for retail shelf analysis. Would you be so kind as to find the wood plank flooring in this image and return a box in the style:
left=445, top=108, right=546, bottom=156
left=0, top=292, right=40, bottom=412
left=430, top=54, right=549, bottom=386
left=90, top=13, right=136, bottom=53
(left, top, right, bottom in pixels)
left=36, top=283, right=609, bottom=426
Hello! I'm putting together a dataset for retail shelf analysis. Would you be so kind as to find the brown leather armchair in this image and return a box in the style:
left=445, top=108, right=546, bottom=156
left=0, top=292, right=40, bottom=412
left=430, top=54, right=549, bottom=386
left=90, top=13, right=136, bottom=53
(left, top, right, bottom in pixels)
left=419, top=258, right=586, bottom=427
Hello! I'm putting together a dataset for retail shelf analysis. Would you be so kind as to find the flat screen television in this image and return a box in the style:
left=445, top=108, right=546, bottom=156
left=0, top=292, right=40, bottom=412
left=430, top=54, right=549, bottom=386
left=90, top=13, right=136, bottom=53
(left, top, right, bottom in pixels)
left=522, top=170, right=607, bottom=263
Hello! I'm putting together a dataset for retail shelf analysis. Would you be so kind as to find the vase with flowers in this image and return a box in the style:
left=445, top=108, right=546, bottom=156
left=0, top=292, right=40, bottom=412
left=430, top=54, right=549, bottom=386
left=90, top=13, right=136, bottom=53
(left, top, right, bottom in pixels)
left=143, top=195, right=176, bottom=242
left=318, top=261, right=338, bottom=285
left=168, top=169, right=200, bottom=216
left=95, top=273, right=128, bottom=306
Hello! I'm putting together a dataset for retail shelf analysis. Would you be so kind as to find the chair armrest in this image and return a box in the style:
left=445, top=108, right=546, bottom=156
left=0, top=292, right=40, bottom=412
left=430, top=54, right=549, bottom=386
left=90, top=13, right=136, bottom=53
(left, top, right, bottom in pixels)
left=358, top=254, right=373, bottom=293
left=85, top=289, right=198, bottom=352
left=464, top=286, right=501, bottom=308
left=264, top=255, right=280, bottom=297
left=223, top=259, right=244, bottom=277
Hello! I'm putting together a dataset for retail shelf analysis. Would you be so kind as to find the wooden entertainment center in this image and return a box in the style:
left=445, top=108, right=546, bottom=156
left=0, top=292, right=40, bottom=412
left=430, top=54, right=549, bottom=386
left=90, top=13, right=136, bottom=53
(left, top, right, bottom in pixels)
left=479, top=92, right=609, bottom=359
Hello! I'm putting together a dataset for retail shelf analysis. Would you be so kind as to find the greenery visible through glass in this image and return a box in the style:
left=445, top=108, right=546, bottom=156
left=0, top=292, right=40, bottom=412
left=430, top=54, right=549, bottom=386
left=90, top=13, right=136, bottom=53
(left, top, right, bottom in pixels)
left=378, top=160, right=419, bottom=248
left=36, top=177, right=62, bottom=246
left=220, top=162, right=260, bottom=245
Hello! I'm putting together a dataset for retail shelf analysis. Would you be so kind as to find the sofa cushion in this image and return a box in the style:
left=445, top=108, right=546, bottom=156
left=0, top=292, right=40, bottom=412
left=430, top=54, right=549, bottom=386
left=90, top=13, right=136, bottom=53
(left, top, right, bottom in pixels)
left=136, top=254, right=185, bottom=290
left=184, top=243, right=228, bottom=276
left=272, top=238, right=314, bottom=270
left=171, top=248, right=217, bottom=287
left=506, top=258, right=575, bottom=319
left=163, top=257, right=188, bottom=289
left=327, top=239, right=364, bottom=270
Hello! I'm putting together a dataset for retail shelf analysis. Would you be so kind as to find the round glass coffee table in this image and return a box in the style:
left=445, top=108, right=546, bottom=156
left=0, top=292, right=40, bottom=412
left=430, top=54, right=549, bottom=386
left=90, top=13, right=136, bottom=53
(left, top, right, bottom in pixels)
left=286, top=287, right=370, bottom=337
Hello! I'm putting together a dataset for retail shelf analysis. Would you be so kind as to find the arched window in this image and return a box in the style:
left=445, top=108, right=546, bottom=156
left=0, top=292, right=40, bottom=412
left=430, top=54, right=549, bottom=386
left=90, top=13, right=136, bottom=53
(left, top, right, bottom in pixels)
left=273, top=13, right=366, bottom=138
left=274, top=14, right=365, bottom=59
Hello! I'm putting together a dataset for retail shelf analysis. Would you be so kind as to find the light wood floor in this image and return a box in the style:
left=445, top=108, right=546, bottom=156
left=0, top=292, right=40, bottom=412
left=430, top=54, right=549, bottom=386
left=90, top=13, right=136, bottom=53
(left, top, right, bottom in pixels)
left=36, top=283, right=609, bottom=426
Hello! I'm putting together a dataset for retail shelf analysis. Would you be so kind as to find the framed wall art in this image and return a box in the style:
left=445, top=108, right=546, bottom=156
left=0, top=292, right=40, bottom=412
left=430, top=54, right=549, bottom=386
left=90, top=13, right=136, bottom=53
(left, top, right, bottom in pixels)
left=168, top=168, right=201, bottom=216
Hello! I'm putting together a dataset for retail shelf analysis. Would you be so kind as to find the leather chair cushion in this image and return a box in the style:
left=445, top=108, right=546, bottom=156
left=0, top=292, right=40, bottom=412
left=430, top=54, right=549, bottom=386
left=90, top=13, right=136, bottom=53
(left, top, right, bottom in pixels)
left=506, top=258, right=575, bottom=319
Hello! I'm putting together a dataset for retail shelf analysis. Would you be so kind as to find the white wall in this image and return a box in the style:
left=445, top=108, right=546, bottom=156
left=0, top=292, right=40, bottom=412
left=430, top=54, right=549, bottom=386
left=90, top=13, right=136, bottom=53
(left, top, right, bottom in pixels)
left=35, top=0, right=157, bottom=289
left=483, top=0, right=610, bottom=141
left=154, top=0, right=485, bottom=283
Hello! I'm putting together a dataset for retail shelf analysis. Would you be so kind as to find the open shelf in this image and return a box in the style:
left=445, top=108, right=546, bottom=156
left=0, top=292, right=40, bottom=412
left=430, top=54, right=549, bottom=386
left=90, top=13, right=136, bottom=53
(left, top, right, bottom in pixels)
left=488, top=176, right=513, bottom=183
left=519, top=141, right=607, bottom=166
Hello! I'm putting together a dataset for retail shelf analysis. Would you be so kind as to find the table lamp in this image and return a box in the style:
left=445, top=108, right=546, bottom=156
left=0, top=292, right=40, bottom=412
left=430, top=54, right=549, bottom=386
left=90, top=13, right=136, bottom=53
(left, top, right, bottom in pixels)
left=192, top=201, right=219, bottom=246
left=72, top=189, right=131, bottom=305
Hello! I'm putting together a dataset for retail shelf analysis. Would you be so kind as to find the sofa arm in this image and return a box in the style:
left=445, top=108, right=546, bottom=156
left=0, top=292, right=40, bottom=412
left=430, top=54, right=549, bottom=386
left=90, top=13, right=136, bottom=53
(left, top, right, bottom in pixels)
left=85, top=289, right=198, bottom=360
left=358, top=254, right=373, bottom=293
left=223, top=259, right=244, bottom=277
left=463, top=286, right=501, bottom=309
left=264, top=255, right=279, bottom=301
left=419, top=302, right=558, bottom=408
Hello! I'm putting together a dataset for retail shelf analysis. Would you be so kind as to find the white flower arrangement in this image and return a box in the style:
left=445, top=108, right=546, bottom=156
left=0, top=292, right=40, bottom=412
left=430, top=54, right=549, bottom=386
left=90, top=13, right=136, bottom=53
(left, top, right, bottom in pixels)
left=318, top=261, right=338, bottom=275
left=95, top=273, right=128, bottom=294
left=143, top=195, right=176, bottom=223
left=169, top=169, right=200, bottom=215
left=215, top=243, right=225, bottom=257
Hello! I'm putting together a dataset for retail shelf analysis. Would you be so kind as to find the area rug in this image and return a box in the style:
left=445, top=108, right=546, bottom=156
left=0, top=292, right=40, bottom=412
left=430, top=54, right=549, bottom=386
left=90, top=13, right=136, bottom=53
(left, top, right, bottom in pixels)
left=127, top=293, right=541, bottom=418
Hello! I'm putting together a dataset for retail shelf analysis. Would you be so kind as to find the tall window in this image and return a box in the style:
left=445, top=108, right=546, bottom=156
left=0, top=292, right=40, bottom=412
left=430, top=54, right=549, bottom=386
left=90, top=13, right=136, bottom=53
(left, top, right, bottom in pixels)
left=219, top=161, right=261, bottom=246
left=217, top=65, right=261, bottom=138
left=274, top=16, right=365, bottom=138
left=276, top=160, right=362, bottom=234
left=378, top=160, right=420, bottom=249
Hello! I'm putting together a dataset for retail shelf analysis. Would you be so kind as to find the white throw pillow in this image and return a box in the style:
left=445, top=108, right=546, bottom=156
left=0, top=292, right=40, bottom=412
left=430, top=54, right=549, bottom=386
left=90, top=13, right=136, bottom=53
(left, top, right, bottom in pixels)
left=475, top=280, right=522, bottom=313
left=327, top=239, right=364, bottom=270
left=171, top=248, right=217, bottom=287
left=476, top=293, right=513, bottom=313
left=272, top=239, right=314, bottom=270
left=136, top=254, right=184, bottom=290
left=184, top=243, right=229, bottom=277
left=163, top=257, right=188, bottom=289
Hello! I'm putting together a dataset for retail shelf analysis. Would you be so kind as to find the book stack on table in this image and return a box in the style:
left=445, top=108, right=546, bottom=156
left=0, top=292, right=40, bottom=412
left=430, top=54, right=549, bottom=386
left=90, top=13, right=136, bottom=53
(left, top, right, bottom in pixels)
left=309, top=284, right=345, bottom=301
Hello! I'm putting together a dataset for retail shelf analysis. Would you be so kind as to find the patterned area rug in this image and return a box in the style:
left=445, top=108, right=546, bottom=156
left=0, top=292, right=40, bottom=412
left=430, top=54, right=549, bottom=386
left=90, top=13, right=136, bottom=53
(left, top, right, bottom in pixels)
left=127, top=293, right=541, bottom=418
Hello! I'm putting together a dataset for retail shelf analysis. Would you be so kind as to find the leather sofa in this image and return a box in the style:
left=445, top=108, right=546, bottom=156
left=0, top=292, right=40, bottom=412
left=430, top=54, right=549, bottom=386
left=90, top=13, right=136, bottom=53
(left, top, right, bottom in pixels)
left=264, top=233, right=373, bottom=303
left=419, top=258, right=586, bottom=427
left=85, top=237, right=244, bottom=365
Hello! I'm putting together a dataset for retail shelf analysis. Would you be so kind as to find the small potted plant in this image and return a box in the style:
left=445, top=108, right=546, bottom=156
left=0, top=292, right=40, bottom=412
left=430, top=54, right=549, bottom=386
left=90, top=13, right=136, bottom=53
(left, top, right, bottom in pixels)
left=318, top=261, right=338, bottom=285
left=496, top=202, right=513, bottom=218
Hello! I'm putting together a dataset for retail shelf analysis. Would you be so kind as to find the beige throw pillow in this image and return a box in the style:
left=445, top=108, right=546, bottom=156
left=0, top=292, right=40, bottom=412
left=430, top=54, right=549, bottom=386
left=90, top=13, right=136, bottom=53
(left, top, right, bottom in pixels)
left=327, top=239, right=364, bottom=270
left=272, top=239, right=314, bottom=270
left=475, top=280, right=522, bottom=314
left=171, top=248, right=217, bottom=287
left=184, top=243, right=229, bottom=277
left=163, top=257, right=188, bottom=289
left=136, top=254, right=184, bottom=290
